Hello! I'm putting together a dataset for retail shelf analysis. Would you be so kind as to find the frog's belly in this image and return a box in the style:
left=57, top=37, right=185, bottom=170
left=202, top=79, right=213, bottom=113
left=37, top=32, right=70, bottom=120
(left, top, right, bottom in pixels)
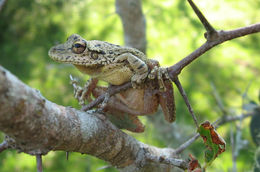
left=98, top=65, right=133, bottom=85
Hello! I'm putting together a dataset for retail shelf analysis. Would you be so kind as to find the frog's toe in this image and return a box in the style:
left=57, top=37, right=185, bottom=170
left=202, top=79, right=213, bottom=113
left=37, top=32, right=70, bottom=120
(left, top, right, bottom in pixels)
left=131, top=82, right=137, bottom=89
left=131, top=77, right=144, bottom=89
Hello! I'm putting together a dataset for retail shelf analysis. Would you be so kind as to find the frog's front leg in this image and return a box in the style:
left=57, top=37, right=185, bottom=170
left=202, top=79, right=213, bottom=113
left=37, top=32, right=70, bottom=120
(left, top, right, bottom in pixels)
left=115, top=53, right=148, bottom=88
left=70, top=76, right=98, bottom=106
left=80, top=78, right=99, bottom=103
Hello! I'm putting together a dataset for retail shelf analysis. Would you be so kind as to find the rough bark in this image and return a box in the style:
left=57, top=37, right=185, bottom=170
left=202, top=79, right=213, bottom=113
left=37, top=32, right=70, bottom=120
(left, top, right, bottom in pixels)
left=116, top=0, right=147, bottom=53
left=0, top=65, right=188, bottom=171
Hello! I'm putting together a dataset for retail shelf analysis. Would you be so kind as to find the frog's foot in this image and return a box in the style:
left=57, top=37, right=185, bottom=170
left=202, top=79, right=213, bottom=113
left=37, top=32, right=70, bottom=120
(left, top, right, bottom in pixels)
left=131, top=72, right=148, bottom=89
left=148, top=66, right=170, bottom=91
left=70, top=75, right=85, bottom=105
left=70, top=76, right=97, bottom=106
left=80, top=78, right=98, bottom=105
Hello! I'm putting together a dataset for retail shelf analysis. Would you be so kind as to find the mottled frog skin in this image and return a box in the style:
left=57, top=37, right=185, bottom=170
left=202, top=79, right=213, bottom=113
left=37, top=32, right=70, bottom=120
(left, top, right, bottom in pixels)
left=49, top=34, right=176, bottom=133
left=49, top=34, right=149, bottom=87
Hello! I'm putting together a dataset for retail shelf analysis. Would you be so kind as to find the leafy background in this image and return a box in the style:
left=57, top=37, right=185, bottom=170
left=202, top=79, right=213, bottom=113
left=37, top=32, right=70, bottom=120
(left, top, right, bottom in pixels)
left=0, top=0, right=260, bottom=171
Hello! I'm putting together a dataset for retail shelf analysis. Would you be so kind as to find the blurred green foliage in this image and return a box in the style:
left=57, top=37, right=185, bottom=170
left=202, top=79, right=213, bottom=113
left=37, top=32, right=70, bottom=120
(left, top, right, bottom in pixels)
left=0, top=0, right=260, bottom=171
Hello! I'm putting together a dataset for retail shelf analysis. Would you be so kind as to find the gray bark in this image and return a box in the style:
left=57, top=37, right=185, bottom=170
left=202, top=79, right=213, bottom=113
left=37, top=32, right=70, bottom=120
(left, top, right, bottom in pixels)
left=0, top=65, right=187, bottom=171
left=116, top=0, right=147, bottom=53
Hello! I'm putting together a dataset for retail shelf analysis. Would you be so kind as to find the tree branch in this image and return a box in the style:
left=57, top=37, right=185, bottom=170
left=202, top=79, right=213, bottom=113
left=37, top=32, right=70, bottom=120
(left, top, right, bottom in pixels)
left=116, top=0, right=147, bottom=53
left=81, top=83, right=131, bottom=111
left=168, top=23, right=260, bottom=79
left=187, top=0, right=216, bottom=34
left=0, top=65, right=189, bottom=171
left=81, top=23, right=260, bottom=111
left=173, top=78, right=199, bottom=129
left=174, top=111, right=255, bottom=154
left=36, top=154, right=43, bottom=172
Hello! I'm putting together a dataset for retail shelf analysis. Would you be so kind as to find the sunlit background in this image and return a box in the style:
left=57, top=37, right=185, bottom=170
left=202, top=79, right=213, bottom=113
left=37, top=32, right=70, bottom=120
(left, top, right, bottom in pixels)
left=0, top=0, right=260, bottom=171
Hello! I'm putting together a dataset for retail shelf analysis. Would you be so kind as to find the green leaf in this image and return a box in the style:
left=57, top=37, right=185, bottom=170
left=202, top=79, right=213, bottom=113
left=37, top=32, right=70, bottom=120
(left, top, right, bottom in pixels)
left=198, top=121, right=226, bottom=168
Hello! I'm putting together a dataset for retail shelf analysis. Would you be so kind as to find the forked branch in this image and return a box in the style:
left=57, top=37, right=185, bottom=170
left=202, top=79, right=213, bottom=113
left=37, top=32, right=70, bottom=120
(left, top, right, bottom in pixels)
left=187, top=0, right=216, bottom=35
left=82, top=0, right=260, bottom=111
left=174, top=111, right=255, bottom=154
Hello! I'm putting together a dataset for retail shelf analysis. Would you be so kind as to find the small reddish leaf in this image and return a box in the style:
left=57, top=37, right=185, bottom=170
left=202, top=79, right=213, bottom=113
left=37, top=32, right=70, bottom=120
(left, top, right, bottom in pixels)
left=188, top=154, right=201, bottom=172
left=198, top=121, right=226, bottom=167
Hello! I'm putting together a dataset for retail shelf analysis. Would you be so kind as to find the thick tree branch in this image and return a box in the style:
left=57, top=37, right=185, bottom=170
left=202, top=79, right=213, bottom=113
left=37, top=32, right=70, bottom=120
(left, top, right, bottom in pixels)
left=0, top=66, right=188, bottom=171
left=116, top=0, right=147, bottom=53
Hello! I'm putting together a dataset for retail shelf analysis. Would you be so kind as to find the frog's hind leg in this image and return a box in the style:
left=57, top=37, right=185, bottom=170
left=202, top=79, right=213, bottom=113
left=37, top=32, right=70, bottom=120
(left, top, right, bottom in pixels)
left=158, top=79, right=176, bottom=123
left=92, top=87, right=146, bottom=133
left=70, top=76, right=99, bottom=106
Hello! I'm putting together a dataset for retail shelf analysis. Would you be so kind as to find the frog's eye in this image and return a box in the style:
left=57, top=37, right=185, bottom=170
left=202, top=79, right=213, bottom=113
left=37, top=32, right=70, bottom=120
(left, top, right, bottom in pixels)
left=72, top=41, right=86, bottom=54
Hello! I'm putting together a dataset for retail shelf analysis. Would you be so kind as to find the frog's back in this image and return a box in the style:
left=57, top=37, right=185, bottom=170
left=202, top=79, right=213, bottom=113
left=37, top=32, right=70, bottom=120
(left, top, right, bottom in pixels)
left=88, top=40, right=147, bottom=62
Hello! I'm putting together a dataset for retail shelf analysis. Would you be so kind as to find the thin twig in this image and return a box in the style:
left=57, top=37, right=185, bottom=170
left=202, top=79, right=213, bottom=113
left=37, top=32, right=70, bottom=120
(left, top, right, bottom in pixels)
left=216, top=112, right=254, bottom=126
left=174, top=133, right=200, bottom=154
left=146, top=153, right=188, bottom=170
left=230, top=128, right=237, bottom=172
left=211, top=83, right=227, bottom=115
left=168, top=23, right=260, bottom=79
left=96, top=165, right=112, bottom=171
left=66, top=152, right=69, bottom=161
left=81, top=82, right=131, bottom=111
left=0, top=140, right=8, bottom=153
left=187, top=0, right=216, bottom=34
left=173, top=78, right=199, bottom=129
left=174, top=112, right=255, bottom=154
left=36, top=154, right=43, bottom=172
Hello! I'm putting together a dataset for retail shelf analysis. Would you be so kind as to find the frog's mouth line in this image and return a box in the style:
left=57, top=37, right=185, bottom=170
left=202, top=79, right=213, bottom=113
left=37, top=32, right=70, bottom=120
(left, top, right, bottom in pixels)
left=48, top=48, right=104, bottom=66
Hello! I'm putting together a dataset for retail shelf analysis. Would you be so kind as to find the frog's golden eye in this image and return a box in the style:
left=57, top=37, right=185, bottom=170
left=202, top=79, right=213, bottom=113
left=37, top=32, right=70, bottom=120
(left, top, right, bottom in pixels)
left=72, top=41, right=86, bottom=54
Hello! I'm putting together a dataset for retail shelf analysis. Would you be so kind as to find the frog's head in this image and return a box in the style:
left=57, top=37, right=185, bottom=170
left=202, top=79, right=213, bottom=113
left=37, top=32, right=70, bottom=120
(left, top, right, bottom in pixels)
left=48, top=34, right=95, bottom=66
